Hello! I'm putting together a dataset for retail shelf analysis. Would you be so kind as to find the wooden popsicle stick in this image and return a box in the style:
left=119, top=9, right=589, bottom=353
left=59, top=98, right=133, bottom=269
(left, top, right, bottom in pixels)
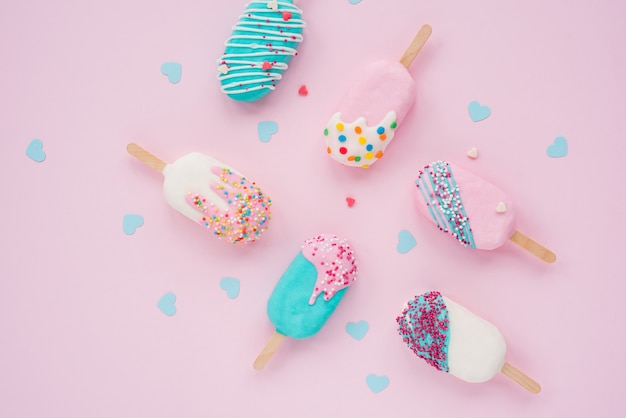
left=501, top=361, right=541, bottom=394
left=253, top=331, right=286, bottom=371
left=509, top=231, right=557, bottom=263
left=399, top=24, right=433, bottom=68
left=126, top=143, right=167, bottom=173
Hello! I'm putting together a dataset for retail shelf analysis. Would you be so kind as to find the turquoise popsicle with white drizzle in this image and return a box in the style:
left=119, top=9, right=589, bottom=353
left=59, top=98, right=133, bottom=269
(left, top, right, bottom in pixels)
left=217, top=0, right=305, bottom=102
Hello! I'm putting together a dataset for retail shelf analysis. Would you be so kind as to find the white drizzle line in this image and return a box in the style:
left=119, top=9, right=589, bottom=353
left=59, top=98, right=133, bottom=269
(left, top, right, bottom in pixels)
left=222, top=44, right=299, bottom=57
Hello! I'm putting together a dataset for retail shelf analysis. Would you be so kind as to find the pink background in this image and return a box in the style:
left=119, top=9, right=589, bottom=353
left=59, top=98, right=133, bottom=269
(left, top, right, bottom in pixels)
left=1, top=0, right=625, bottom=417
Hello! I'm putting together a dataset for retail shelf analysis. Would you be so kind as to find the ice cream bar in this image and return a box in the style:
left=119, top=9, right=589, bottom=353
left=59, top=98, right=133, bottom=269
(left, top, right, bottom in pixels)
left=397, top=291, right=541, bottom=393
left=127, top=143, right=271, bottom=244
left=217, top=0, right=305, bottom=102
left=323, top=25, right=431, bottom=168
left=414, top=160, right=556, bottom=262
left=254, top=234, right=358, bottom=370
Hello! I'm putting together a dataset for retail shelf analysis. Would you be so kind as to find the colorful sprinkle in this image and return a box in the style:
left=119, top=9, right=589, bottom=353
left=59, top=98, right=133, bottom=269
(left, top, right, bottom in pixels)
left=390, top=121, right=397, bottom=129
left=338, top=135, right=347, bottom=143
left=358, top=136, right=367, bottom=145
left=323, top=128, right=329, bottom=136
left=396, top=291, right=450, bottom=372
left=377, top=126, right=385, bottom=134
left=366, top=144, right=373, bottom=151
left=355, top=126, right=362, bottom=134
left=301, top=234, right=358, bottom=305
left=364, top=152, right=373, bottom=160
left=379, top=134, right=387, bottom=140
left=336, top=123, right=344, bottom=131
left=185, top=166, right=272, bottom=244
left=339, top=147, right=347, bottom=155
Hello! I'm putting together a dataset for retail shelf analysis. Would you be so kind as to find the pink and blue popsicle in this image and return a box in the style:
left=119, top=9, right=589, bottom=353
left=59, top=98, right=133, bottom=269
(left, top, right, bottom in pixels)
left=414, top=160, right=556, bottom=262
left=254, top=234, right=358, bottom=369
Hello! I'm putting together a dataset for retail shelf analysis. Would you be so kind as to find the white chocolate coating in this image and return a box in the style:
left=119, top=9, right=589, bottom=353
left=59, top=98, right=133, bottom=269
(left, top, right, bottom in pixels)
left=161, top=152, right=272, bottom=245
left=444, top=296, right=507, bottom=383
left=163, top=153, right=230, bottom=221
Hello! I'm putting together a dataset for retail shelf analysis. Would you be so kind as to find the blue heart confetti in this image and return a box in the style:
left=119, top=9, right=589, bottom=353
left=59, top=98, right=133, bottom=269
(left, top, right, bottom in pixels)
left=26, top=139, right=46, bottom=162
left=397, top=230, right=417, bottom=254
left=468, top=100, right=491, bottom=122
left=547, top=136, right=568, bottom=158
left=219, top=277, right=241, bottom=299
left=161, top=62, right=182, bottom=84
left=345, top=320, right=369, bottom=340
left=157, top=292, right=177, bottom=316
left=123, top=214, right=144, bottom=235
left=366, top=374, right=389, bottom=393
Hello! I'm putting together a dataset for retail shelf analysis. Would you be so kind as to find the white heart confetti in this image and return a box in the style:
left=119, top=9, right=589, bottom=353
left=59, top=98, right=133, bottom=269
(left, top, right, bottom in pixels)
left=496, top=202, right=507, bottom=213
left=267, top=0, right=278, bottom=11
left=218, top=64, right=229, bottom=75
left=467, top=147, right=478, bottom=159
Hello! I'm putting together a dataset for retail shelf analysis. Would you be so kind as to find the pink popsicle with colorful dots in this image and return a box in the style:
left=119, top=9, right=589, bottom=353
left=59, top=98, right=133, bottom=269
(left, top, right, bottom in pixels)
left=323, top=25, right=432, bottom=168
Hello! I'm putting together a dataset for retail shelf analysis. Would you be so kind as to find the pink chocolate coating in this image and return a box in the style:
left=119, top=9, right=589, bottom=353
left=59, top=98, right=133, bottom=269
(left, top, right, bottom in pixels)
left=414, top=162, right=516, bottom=250
left=337, top=60, right=416, bottom=125
left=301, top=234, right=357, bottom=305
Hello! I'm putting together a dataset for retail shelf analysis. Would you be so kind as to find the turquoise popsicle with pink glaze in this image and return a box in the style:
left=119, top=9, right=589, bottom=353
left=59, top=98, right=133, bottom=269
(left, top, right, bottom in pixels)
left=254, top=234, right=358, bottom=370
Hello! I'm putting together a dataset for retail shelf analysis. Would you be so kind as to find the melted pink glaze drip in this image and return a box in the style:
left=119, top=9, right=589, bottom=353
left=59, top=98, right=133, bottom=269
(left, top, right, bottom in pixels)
left=301, top=234, right=358, bottom=305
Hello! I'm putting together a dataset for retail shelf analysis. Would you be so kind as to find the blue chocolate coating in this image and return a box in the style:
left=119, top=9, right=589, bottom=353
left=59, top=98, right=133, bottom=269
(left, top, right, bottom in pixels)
left=267, top=252, right=347, bottom=339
